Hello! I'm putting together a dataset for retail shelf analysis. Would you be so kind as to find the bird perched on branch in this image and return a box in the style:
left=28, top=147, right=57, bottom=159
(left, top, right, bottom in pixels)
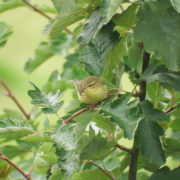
left=72, top=76, right=107, bottom=104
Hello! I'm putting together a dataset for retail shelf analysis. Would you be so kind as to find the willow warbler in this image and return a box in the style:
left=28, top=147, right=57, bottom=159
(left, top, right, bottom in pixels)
left=73, top=76, right=107, bottom=104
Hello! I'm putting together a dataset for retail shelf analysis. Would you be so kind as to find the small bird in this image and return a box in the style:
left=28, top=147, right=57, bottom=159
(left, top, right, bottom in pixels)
left=72, top=76, right=107, bottom=104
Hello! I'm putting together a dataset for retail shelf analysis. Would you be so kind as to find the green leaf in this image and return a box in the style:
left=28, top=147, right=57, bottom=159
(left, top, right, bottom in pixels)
left=74, top=111, right=96, bottom=142
left=80, top=21, right=119, bottom=75
left=43, top=71, right=73, bottom=93
left=21, top=133, right=52, bottom=142
left=51, top=0, right=76, bottom=15
left=100, top=0, right=124, bottom=24
left=134, top=0, right=180, bottom=71
left=164, top=138, right=180, bottom=159
left=0, top=0, right=24, bottom=13
left=48, top=163, right=63, bottom=180
left=0, top=127, right=34, bottom=139
left=142, top=62, right=180, bottom=91
left=53, top=124, right=76, bottom=151
left=25, top=33, right=72, bottom=73
left=150, top=166, right=180, bottom=180
left=102, top=93, right=140, bottom=139
left=92, top=113, right=116, bottom=133
left=170, top=0, right=180, bottom=13
left=71, top=168, right=110, bottom=180
left=79, top=9, right=103, bottom=45
left=0, top=22, right=12, bottom=48
left=134, top=101, right=167, bottom=166
left=80, top=133, right=116, bottom=160
left=24, top=42, right=54, bottom=73
left=113, top=4, right=138, bottom=34
left=28, top=83, right=64, bottom=114
left=128, top=41, right=143, bottom=70
left=102, top=41, right=124, bottom=87
left=50, top=6, right=86, bottom=39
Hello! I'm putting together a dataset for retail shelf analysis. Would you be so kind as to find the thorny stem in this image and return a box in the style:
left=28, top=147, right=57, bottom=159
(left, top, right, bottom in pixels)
left=83, top=160, right=116, bottom=180
left=0, top=152, right=31, bottom=180
left=21, top=0, right=72, bottom=35
left=0, top=79, right=31, bottom=120
left=128, top=51, right=150, bottom=180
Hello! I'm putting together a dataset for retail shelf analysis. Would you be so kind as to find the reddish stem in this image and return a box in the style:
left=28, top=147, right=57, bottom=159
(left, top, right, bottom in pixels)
left=116, top=143, right=132, bottom=154
left=63, top=94, right=122, bottom=124
left=0, top=79, right=30, bottom=120
left=0, top=152, right=31, bottom=180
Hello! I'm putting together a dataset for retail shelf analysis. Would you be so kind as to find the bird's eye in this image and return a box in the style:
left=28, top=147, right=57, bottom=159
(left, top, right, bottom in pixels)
left=88, top=82, right=95, bottom=87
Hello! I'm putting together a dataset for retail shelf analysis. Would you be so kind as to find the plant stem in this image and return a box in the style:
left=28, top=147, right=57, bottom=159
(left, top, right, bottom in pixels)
left=0, top=152, right=31, bottom=180
left=128, top=51, right=150, bottom=180
left=0, top=79, right=30, bottom=120
left=116, top=143, right=132, bottom=154
left=63, top=93, right=122, bottom=124
left=84, top=160, right=116, bottom=180
left=165, top=103, right=180, bottom=115
left=21, top=0, right=73, bottom=35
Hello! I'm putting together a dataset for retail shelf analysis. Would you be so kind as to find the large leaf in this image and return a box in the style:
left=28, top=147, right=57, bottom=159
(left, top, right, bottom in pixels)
left=134, top=0, right=180, bottom=71
left=53, top=124, right=76, bottom=151
left=134, top=101, right=167, bottom=166
left=102, top=93, right=140, bottom=139
left=28, top=83, right=64, bottom=114
left=80, top=21, right=119, bottom=75
left=0, top=22, right=12, bottom=48
left=142, top=62, right=180, bottom=91
left=79, top=9, right=103, bottom=45
left=113, top=4, right=138, bottom=34
left=150, top=166, right=180, bottom=180
left=100, top=0, right=124, bottom=24
left=80, top=133, right=116, bottom=160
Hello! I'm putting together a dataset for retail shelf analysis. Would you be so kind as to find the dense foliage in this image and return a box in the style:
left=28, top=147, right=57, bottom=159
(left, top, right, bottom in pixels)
left=0, top=0, right=180, bottom=180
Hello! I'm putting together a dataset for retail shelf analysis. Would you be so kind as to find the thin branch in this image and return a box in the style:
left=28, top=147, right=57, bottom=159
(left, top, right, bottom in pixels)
left=22, top=0, right=52, bottom=20
left=27, top=165, right=35, bottom=178
left=0, top=152, right=31, bottom=180
left=63, top=94, right=122, bottom=124
left=116, top=143, right=132, bottom=154
left=83, top=160, right=116, bottom=180
left=21, top=0, right=73, bottom=35
left=0, top=79, right=30, bottom=120
left=165, top=103, right=180, bottom=115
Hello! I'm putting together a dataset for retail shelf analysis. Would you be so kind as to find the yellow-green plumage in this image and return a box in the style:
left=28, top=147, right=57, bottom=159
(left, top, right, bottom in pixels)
left=73, top=76, right=107, bottom=104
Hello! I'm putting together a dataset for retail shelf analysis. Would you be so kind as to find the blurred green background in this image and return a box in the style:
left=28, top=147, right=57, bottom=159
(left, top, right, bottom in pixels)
left=0, top=0, right=66, bottom=114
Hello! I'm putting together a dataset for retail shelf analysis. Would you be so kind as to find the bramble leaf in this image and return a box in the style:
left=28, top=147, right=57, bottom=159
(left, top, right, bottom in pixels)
left=134, top=0, right=180, bottom=70
left=79, top=9, right=103, bottom=45
left=28, top=83, right=64, bottom=114
left=134, top=101, right=167, bottom=166
left=80, top=21, right=119, bottom=75
left=102, top=93, right=140, bottom=139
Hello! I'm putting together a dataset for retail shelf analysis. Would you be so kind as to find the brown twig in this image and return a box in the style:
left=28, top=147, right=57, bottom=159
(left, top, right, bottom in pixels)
left=0, top=152, right=31, bottom=180
left=83, top=160, right=116, bottom=180
left=116, top=143, right=132, bottom=154
left=21, top=0, right=73, bottom=35
left=165, top=103, right=180, bottom=115
left=27, top=165, right=35, bottom=178
left=63, top=94, right=122, bottom=124
left=0, top=79, right=30, bottom=120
